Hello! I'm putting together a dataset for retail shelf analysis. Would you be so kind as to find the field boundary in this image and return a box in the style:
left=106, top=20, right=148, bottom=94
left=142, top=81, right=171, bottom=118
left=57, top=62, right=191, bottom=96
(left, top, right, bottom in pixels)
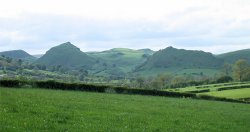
left=0, top=79, right=249, bottom=104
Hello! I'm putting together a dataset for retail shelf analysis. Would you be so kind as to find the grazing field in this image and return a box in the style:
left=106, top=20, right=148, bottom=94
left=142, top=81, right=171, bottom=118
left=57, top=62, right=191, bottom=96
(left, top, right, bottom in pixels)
left=167, top=82, right=250, bottom=101
left=199, top=88, right=250, bottom=99
left=1, top=87, right=250, bottom=131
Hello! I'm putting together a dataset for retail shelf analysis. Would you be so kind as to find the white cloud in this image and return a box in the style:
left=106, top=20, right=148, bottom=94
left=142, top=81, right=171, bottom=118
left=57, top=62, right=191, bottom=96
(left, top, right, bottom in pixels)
left=0, top=0, right=250, bottom=54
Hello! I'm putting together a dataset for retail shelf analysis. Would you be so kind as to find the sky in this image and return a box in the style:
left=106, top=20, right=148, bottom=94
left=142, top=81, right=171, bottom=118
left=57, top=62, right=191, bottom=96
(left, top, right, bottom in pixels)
left=0, top=0, right=250, bottom=54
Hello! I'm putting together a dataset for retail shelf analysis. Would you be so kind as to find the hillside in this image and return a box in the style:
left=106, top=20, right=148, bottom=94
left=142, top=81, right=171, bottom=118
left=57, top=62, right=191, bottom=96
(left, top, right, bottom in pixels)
left=135, top=47, right=223, bottom=75
left=137, top=48, right=155, bottom=55
left=0, top=50, right=36, bottom=61
left=217, top=49, right=250, bottom=64
left=87, top=48, right=154, bottom=75
left=138, top=47, right=223, bottom=69
left=36, top=42, right=95, bottom=69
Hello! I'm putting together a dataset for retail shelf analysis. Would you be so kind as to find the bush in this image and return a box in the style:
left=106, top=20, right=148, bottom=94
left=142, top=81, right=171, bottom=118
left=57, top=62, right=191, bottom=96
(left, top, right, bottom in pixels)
left=34, top=80, right=108, bottom=92
left=188, top=89, right=210, bottom=93
left=196, top=94, right=247, bottom=104
left=216, top=76, right=233, bottom=83
left=0, top=79, right=20, bottom=87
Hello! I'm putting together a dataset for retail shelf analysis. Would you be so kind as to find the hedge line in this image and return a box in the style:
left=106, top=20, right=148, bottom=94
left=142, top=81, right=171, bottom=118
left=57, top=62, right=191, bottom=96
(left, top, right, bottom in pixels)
left=188, top=89, right=210, bottom=93
left=35, top=80, right=109, bottom=92
left=0, top=79, right=23, bottom=87
left=34, top=80, right=196, bottom=98
left=217, top=84, right=250, bottom=91
left=196, top=94, right=247, bottom=104
left=0, top=79, right=249, bottom=104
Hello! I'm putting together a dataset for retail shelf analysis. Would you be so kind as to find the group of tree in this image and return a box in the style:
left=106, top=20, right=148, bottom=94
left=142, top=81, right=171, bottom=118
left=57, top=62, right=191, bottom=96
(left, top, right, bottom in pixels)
left=133, top=59, right=250, bottom=90
left=232, top=59, right=250, bottom=81
left=134, top=73, right=212, bottom=90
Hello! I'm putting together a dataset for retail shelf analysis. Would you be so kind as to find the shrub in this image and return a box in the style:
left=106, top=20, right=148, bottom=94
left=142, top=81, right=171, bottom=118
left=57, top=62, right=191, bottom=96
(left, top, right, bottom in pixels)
left=0, top=79, right=21, bottom=87
left=188, top=89, right=210, bottom=93
left=216, top=76, right=233, bottom=83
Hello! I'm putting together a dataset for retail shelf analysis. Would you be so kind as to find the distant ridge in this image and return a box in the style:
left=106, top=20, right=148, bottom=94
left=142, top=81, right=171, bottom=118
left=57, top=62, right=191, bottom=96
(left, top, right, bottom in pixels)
left=136, top=46, right=223, bottom=71
left=137, top=48, right=155, bottom=55
left=0, top=50, right=35, bottom=60
left=217, top=49, right=250, bottom=64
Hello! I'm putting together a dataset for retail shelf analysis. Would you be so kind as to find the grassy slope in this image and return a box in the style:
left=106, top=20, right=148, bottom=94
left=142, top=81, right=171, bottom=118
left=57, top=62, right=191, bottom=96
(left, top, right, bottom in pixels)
left=170, top=83, right=250, bottom=92
left=200, top=88, right=250, bottom=99
left=88, top=48, right=151, bottom=74
left=167, top=82, right=250, bottom=100
left=1, top=87, right=250, bottom=131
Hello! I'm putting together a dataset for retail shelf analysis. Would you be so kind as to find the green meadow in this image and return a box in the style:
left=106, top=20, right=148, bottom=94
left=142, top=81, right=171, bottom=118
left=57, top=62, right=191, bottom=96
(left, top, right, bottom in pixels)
left=1, top=87, right=250, bottom=131
left=167, top=82, right=250, bottom=102
left=199, top=88, right=250, bottom=99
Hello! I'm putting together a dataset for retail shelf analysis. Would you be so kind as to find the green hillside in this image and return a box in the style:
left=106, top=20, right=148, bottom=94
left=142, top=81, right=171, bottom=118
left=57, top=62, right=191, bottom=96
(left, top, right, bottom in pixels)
left=137, top=48, right=155, bottom=55
left=36, top=42, right=95, bottom=69
left=87, top=48, right=154, bottom=74
left=135, top=47, right=223, bottom=76
left=0, top=50, right=36, bottom=61
left=217, top=49, right=250, bottom=64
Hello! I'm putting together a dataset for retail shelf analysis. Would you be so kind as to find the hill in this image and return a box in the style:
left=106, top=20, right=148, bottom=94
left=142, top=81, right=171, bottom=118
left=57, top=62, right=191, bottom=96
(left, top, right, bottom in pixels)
left=36, top=42, right=95, bottom=69
left=0, top=50, right=36, bottom=61
left=87, top=48, right=154, bottom=75
left=135, top=47, right=223, bottom=75
left=217, top=49, right=250, bottom=64
left=137, top=48, right=155, bottom=55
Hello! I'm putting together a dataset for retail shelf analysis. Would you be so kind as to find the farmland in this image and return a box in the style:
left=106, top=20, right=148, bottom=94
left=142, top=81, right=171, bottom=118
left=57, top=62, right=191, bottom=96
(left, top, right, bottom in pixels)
left=167, top=82, right=250, bottom=102
left=199, top=88, right=250, bottom=99
left=1, top=87, right=250, bottom=131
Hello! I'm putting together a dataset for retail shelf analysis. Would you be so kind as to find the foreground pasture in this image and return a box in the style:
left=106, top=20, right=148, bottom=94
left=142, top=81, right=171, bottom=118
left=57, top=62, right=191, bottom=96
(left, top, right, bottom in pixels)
left=1, top=87, right=250, bottom=131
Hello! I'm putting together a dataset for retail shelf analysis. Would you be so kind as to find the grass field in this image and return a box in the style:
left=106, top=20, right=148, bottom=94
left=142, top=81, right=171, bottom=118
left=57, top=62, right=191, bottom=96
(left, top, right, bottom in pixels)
left=1, top=87, right=250, bottom=131
left=199, top=88, right=250, bottom=99
left=167, top=82, right=250, bottom=102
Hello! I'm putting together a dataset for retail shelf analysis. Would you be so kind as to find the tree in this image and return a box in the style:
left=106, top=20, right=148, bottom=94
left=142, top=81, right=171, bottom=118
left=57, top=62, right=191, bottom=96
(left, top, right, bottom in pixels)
left=222, top=63, right=232, bottom=76
left=233, top=59, right=249, bottom=81
left=18, top=59, right=22, bottom=66
left=157, top=73, right=173, bottom=88
left=243, top=68, right=250, bottom=81
left=79, top=74, right=85, bottom=81
left=216, top=76, right=233, bottom=83
left=150, top=78, right=162, bottom=90
left=136, top=76, right=145, bottom=88
left=6, top=57, right=12, bottom=63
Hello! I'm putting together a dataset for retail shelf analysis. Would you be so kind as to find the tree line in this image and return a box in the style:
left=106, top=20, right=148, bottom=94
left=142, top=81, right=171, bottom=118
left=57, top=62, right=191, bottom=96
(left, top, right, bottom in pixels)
left=133, top=59, right=250, bottom=90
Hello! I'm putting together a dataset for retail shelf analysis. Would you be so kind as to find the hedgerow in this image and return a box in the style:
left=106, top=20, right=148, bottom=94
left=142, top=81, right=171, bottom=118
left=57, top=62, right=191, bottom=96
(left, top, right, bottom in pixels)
left=0, top=79, right=248, bottom=104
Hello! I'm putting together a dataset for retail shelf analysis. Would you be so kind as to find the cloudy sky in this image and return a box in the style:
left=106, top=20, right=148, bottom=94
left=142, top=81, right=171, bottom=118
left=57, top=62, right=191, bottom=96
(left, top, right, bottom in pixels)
left=0, top=0, right=250, bottom=54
